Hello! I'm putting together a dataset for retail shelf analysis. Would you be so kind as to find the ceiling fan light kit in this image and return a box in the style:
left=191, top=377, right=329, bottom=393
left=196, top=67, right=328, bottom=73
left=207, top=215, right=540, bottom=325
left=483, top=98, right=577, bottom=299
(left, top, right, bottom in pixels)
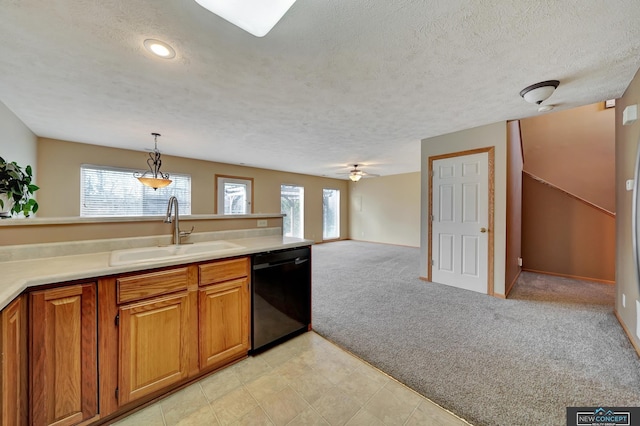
left=343, top=164, right=379, bottom=182
left=193, top=0, right=297, bottom=37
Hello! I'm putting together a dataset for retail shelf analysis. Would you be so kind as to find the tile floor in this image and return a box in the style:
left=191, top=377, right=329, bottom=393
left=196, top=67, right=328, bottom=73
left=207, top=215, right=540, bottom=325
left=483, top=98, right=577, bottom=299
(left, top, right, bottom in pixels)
left=113, top=332, right=470, bottom=426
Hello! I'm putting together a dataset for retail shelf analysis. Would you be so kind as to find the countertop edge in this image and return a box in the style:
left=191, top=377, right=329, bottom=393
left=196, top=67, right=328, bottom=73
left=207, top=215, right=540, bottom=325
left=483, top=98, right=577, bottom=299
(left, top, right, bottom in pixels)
left=0, top=213, right=285, bottom=227
left=0, top=236, right=313, bottom=310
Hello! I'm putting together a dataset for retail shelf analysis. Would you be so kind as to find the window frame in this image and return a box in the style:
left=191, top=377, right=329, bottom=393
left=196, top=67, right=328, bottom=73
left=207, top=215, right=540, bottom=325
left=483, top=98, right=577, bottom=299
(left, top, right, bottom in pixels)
left=215, top=174, right=254, bottom=215
left=322, top=188, right=340, bottom=241
left=281, top=184, right=304, bottom=238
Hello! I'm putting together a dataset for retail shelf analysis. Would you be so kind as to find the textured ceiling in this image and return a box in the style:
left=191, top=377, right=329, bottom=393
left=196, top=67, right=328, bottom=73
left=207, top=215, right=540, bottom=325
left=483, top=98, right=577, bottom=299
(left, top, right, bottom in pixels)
left=1, top=0, right=640, bottom=178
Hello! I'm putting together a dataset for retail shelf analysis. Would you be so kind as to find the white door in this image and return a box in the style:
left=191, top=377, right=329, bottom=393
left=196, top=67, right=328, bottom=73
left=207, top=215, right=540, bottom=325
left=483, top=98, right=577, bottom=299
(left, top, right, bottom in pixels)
left=431, top=152, right=489, bottom=293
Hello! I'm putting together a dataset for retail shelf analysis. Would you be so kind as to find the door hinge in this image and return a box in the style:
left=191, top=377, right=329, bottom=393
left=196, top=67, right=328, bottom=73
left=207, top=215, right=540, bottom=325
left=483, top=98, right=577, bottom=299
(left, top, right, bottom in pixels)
left=115, top=314, right=119, bottom=326
left=115, top=387, right=119, bottom=400
left=430, top=214, right=434, bottom=222
left=431, top=259, right=434, bottom=266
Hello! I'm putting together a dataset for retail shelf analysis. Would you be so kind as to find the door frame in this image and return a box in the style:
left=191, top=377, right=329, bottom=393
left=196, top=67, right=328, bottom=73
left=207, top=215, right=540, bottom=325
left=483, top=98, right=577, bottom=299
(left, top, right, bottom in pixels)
left=428, top=147, right=495, bottom=295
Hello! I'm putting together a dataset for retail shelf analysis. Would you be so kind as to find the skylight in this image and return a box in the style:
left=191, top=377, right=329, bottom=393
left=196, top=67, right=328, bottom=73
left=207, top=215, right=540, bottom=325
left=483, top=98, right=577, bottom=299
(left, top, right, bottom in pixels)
left=193, top=0, right=297, bottom=37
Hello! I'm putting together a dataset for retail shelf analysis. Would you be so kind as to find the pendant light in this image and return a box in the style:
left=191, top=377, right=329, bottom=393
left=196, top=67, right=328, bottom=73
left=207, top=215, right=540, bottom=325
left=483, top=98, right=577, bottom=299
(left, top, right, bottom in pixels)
left=134, top=133, right=172, bottom=190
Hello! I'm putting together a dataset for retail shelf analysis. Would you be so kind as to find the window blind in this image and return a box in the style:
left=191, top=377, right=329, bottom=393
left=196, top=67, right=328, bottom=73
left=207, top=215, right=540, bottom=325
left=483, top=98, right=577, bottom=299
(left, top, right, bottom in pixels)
left=80, top=164, right=191, bottom=217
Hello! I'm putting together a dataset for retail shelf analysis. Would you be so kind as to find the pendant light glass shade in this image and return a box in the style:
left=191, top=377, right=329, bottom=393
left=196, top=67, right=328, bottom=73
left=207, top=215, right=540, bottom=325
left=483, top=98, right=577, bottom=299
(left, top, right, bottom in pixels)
left=134, top=133, right=172, bottom=190
left=137, top=177, right=172, bottom=189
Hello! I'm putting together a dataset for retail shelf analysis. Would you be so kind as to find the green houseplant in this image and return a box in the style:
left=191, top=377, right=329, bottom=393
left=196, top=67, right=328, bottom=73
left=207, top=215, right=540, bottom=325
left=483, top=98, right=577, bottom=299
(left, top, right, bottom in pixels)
left=0, top=156, right=39, bottom=218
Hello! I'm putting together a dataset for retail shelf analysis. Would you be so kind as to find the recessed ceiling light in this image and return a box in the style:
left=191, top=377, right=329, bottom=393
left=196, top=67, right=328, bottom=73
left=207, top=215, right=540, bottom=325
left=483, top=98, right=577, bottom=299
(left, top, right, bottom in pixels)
left=193, top=0, right=297, bottom=37
left=143, top=39, right=176, bottom=59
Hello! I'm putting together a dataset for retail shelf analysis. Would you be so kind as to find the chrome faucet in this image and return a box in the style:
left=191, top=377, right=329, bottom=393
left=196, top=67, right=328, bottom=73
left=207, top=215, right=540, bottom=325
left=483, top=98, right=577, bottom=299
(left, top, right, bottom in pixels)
left=164, top=196, right=193, bottom=245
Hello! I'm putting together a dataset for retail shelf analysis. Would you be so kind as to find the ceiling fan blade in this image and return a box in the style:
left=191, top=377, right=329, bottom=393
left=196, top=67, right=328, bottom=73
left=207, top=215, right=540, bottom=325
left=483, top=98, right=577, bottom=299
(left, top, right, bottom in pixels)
left=335, top=163, right=379, bottom=178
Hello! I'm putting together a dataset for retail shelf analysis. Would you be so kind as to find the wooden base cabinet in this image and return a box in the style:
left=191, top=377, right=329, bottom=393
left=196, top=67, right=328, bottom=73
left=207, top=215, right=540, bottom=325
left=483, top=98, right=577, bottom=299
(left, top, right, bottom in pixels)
left=198, top=258, right=250, bottom=371
left=0, top=255, right=253, bottom=425
left=30, top=283, right=98, bottom=426
left=115, top=266, right=196, bottom=406
left=1, top=296, right=27, bottom=426
left=199, top=278, right=250, bottom=370
left=117, top=292, right=192, bottom=405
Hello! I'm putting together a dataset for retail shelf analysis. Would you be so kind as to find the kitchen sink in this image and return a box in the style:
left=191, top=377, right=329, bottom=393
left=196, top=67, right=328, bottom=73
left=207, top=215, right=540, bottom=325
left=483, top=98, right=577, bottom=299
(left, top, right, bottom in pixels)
left=109, top=240, right=245, bottom=266
left=178, top=240, right=244, bottom=255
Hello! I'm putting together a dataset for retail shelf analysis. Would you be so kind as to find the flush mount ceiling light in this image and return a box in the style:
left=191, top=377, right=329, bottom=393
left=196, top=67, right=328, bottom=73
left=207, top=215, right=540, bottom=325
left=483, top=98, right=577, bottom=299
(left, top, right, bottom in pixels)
left=193, top=0, right=297, bottom=37
left=519, top=80, right=560, bottom=105
left=134, top=133, right=172, bottom=190
left=143, top=39, right=176, bottom=59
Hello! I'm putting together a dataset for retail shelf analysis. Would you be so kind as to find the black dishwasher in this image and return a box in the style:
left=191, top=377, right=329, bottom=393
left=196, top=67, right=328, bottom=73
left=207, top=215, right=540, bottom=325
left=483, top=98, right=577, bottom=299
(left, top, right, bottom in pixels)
left=252, top=246, right=311, bottom=352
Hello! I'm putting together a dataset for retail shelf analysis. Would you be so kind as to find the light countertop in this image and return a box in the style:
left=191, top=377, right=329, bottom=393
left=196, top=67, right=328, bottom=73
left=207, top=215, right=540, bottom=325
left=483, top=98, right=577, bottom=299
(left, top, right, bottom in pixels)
left=0, top=235, right=312, bottom=310
left=0, top=213, right=285, bottom=227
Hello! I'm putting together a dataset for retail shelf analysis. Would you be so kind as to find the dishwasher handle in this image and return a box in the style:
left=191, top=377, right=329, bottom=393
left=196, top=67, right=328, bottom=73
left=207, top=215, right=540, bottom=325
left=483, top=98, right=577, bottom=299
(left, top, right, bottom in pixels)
left=253, top=256, right=308, bottom=270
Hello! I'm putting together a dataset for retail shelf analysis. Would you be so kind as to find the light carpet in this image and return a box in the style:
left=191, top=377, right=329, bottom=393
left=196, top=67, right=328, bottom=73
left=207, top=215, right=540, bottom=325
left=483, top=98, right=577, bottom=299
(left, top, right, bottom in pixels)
left=311, top=241, right=640, bottom=426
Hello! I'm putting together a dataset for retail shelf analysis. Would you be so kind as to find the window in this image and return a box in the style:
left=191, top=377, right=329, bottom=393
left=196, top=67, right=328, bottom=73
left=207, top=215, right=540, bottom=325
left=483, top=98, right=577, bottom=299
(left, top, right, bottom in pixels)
left=80, top=165, right=191, bottom=216
left=322, top=188, right=340, bottom=240
left=216, top=175, right=253, bottom=214
left=281, top=184, right=304, bottom=238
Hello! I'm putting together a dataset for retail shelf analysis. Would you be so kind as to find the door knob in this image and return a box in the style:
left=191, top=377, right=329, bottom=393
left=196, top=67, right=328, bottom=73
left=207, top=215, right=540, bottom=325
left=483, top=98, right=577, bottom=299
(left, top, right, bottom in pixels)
left=480, top=227, right=487, bottom=233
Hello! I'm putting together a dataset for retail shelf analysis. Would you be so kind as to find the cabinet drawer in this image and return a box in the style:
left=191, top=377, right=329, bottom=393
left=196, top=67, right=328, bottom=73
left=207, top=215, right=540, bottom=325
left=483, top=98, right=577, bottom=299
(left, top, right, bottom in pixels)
left=117, top=267, right=190, bottom=304
left=199, top=257, right=249, bottom=286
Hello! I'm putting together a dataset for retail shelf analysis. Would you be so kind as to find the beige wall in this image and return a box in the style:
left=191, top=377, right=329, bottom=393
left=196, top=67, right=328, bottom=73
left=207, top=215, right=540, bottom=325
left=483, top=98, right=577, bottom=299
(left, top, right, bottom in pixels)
left=36, top=138, right=349, bottom=243
left=616, top=67, right=640, bottom=350
left=421, top=121, right=507, bottom=295
left=521, top=103, right=615, bottom=212
left=522, top=174, right=615, bottom=282
left=349, top=172, right=420, bottom=247
left=0, top=100, right=37, bottom=183
left=505, top=121, right=523, bottom=295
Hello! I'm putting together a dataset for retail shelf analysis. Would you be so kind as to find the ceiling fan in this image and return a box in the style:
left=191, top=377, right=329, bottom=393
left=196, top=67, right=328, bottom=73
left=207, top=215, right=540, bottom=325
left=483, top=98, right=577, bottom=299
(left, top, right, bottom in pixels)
left=339, top=164, right=380, bottom=182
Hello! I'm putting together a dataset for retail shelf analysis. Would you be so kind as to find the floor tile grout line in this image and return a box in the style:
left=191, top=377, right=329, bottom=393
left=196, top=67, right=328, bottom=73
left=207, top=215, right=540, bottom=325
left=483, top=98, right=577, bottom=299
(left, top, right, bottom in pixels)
left=125, top=332, right=466, bottom=426
left=358, top=386, right=388, bottom=424
left=263, top=346, right=331, bottom=425
left=197, top=382, right=223, bottom=425
left=275, top=338, right=355, bottom=425
left=402, top=404, right=421, bottom=426
left=159, top=401, right=168, bottom=426
left=302, top=335, right=427, bottom=425
left=313, top=331, right=472, bottom=423
left=116, top=316, right=468, bottom=424
left=281, top=378, right=328, bottom=425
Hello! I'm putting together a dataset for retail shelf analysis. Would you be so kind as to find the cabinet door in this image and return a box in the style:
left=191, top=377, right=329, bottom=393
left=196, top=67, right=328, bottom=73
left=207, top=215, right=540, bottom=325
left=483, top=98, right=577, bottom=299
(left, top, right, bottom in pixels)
left=1, top=296, right=27, bottom=426
left=199, top=278, right=249, bottom=370
left=30, top=283, right=98, bottom=426
left=118, top=292, right=191, bottom=405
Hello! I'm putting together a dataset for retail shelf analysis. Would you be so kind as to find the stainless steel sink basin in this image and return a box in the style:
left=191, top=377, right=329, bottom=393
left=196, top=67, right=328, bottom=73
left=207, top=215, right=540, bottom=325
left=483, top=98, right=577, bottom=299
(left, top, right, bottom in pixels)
left=109, top=240, right=245, bottom=266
